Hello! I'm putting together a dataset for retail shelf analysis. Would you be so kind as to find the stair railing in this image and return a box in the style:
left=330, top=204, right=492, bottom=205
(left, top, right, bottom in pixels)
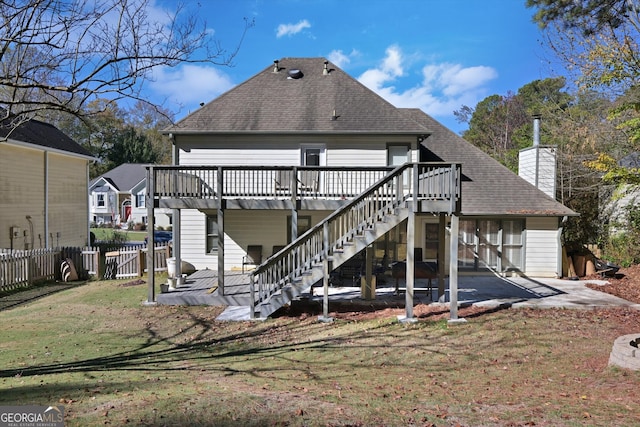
left=249, top=162, right=461, bottom=317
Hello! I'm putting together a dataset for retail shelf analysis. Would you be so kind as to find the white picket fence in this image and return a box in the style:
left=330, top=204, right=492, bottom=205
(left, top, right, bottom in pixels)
left=0, top=243, right=170, bottom=291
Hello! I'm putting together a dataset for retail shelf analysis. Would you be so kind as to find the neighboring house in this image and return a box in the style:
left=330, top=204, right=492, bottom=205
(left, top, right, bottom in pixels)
left=0, top=115, right=95, bottom=249
left=148, top=57, right=576, bottom=317
left=89, top=163, right=171, bottom=229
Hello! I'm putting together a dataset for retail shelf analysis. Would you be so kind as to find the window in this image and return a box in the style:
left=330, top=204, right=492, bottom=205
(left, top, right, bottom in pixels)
left=458, top=220, right=477, bottom=269
left=458, top=219, right=524, bottom=272
left=303, top=148, right=321, bottom=166
left=206, top=216, right=219, bottom=254
left=478, top=220, right=499, bottom=270
left=387, top=144, right=410, bottom=166
left=387, top=144, right=410, bottom=187
left=287, top=215, right=312, bottom=243
left=136, top=193, right=145, bottom=208
left=96, top=193, right=105, bottom=207
left=423, top=223, right=439, bottom=260
left=300, top=145, right=325, bottom=192
left=503, top=219, right=524, bottom=271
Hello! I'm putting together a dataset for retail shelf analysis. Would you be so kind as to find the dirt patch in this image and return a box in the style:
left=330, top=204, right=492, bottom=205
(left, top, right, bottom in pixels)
left=118, top=279, right=146, bottom=287
left=585, top=264, right=640, bottom=305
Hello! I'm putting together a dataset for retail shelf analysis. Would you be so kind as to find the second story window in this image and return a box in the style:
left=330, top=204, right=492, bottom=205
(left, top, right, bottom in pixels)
left=136, top=193, right=145, bottom=208
left=97, top=193, right=105, bottom=207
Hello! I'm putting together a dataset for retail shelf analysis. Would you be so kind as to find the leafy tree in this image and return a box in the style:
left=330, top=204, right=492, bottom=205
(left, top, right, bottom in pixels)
left=0, top=0, right=252, bottom=135
left=527, top=0, right=635, bottom=35
left=527, top=0, right=640, bottom=161
left=456, top=78, right=570, bottom=172
left=457, top=77, right=626, bottom=245
left=107, top=126, right=159, bottom=169
left=126, top=100, right=174, bottom=165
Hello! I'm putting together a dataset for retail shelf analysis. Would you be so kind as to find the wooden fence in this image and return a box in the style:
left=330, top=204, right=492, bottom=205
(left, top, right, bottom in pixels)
left=0, top=243, right=170, bottom=292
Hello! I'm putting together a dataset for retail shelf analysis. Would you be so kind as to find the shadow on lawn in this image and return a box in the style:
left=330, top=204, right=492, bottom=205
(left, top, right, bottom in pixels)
left=0, top=301, right=510, bottom=386
left=0, top=282, right=85, bottom=311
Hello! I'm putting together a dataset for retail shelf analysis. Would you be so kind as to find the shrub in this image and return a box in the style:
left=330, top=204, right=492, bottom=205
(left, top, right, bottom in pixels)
left=95, top=229, right=130, bottom=252
left=602, top=203, right=640, bottom=266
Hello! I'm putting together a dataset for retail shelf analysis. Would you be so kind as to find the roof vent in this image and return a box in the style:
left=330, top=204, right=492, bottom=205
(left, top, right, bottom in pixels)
left=273, top=60, right=280, bottom=73
left=287, top=69, right=303, bottom=79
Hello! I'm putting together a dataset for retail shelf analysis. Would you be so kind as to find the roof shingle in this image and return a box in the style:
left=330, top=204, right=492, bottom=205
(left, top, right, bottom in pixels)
left=403, top=108, right=576, bottom=216
left=0, top=115, right=93, bottom=158
left=167, top=57, right=430, bottom=135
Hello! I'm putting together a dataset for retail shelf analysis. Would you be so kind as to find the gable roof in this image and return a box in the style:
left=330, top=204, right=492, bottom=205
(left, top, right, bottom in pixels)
left=166, top=57, right=430, bottom=135
left=90, top=163, right=149, bottom=193
left=402, top=108, right=576, bottom=217
left=0, top=115, right=93, bottom=158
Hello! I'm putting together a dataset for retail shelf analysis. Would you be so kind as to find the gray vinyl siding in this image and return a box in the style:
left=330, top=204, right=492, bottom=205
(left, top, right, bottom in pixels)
left=179, top=209, right=334, bottom=271
left=524, top=217, right=560, bottom=277
left=177, top=134, right=417, bottom=168
left=176, top=134, right=417, bottom=269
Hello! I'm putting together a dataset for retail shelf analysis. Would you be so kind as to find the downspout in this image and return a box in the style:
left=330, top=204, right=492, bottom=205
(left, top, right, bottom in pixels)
left=86, top=161, right=91, bottom=245
left=145, top=166, right=156, bottom=305
left=557, top=216, right=567, bottom=278
left=44, top=151, right=50, bottom=247
left=171, top=134, right=182, bottom=280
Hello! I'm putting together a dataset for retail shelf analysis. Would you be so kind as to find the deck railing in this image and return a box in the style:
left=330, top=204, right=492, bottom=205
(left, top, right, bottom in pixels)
left=150, top=166, right=397, bottom=200
left=249, top=163, right=461, bottom=316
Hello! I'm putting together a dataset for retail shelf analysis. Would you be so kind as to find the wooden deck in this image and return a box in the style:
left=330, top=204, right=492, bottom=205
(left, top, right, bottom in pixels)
left=156, top=269, right=254, bottom=306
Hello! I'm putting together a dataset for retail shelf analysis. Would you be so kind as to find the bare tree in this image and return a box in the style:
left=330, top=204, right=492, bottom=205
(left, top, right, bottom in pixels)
left=0, top=0, right=251, bottom=134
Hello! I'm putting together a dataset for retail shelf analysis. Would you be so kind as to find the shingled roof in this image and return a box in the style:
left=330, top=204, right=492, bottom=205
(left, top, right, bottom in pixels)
left=0, top=114, right=93, bottom=158
left=166, top=57, right=430, bottom=135
left=167, top=56, right=575, bottom=217
left=403, top=108, right=576, bottom=217
left=91, top=163, right=149, bottom=192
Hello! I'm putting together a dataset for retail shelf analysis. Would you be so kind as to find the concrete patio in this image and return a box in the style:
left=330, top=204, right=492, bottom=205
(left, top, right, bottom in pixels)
left=155, top=269, right=640, bottom=321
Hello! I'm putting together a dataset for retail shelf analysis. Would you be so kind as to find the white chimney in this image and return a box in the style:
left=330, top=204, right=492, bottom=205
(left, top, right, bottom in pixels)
left=518, top=115, right=557, bottom=199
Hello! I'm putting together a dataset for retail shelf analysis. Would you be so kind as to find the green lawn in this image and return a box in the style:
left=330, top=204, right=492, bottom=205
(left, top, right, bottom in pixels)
left=1, top=277, right=639, bottom=426
left=90, top=228, right=147, bottom=242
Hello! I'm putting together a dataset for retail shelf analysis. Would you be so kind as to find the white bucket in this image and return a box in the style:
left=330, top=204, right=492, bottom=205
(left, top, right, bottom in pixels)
left=166, top=257, right=176, bottom=278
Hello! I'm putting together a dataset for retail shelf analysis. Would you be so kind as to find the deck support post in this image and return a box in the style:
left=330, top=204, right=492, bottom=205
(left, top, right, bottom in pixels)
left=448, top=214, right=466, bottom=324
left=399, top=164, right=417, bottom=323
left=217, top=167, right=224, bottom=294
left=144, top=166, right=156, bottom=305
left=319, top=222, right=333, bottom=322
left=291, top=166, right=298, bottom=241
left=249, top=274, right=255, bottom=319
left=438, top=213, right=446, bottom=302
left=361, top=245, right=375, bottom=299
left=173, top=209, right=181, bottom=279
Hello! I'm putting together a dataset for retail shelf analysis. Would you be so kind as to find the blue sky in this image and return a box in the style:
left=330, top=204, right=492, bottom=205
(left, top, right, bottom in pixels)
left=147, top=0, right=560, bottom=133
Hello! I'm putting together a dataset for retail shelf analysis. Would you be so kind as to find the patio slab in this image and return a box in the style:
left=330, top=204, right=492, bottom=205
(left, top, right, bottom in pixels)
left=156, top=271, right=640, bottom=321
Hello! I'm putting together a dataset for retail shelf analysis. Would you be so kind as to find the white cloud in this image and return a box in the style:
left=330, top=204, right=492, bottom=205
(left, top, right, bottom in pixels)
left=328, top=50, right=350, bottom=68
left=357, top=46, right=498, bottom=118
left=148, top=65, right=235, bottom=107
left=276, top=19, right=311, bottom=38
left=327, top=49, right=361, bottom=69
